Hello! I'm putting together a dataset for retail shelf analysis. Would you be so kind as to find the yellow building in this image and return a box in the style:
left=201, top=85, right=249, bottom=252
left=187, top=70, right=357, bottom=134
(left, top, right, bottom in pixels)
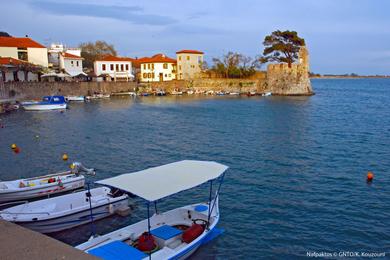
left=176, top=50, right=204, bottom=80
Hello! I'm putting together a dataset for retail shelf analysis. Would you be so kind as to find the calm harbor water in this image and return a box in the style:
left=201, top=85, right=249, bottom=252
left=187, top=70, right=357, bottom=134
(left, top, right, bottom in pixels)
left=1, top=79, right=390, bottom=259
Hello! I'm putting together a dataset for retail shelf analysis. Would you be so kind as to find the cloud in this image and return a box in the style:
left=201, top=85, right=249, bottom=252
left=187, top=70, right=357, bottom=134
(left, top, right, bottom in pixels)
left=29, top=1, right=177, bottom=25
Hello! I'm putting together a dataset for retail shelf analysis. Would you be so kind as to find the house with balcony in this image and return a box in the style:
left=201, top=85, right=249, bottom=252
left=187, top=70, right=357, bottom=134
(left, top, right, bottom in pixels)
left=0, top=36, right=48, bottom=67
left=139, top=54, right=176, bottom=82
left=94, top=55, right=134, bottom=81
left=176, top=50, right=204, bottom=80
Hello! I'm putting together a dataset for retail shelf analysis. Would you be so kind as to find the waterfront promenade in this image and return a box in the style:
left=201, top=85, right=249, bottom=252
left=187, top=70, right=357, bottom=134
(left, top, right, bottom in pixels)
left=0, top=219, right=96, bottom=260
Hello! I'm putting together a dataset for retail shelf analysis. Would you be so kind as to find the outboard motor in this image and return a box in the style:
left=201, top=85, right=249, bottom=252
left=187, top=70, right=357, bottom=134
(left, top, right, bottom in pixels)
left=70, top=162, right=95, bottom=176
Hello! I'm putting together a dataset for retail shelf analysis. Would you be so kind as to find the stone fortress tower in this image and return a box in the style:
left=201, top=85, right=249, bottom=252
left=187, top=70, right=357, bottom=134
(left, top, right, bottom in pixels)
left=266, top=45, right=313, bottom=95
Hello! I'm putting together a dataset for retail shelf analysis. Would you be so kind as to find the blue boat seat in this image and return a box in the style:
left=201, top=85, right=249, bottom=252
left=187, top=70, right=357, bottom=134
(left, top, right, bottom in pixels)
left=194, top=205, right=208, bottom=212
left=151, top=225, right=183, bottom=240
left=88, top=240, right=147, bottom=260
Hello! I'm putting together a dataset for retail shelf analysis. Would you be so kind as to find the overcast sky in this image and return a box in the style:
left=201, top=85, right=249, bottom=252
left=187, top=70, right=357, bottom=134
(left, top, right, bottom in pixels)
left=1, top=0, right=389, bottom=75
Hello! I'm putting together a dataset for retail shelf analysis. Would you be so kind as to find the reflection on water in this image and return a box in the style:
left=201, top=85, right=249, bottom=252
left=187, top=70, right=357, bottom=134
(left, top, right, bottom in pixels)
left=1, top=79, right=390, bottom=259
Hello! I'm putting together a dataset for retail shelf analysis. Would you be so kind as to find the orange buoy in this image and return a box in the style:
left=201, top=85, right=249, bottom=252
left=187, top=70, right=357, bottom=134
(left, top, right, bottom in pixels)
left=62, top=153, right=68, bottom=161
left=367, top=171, right=374, bottom=182
left=11, top=143, right=17, bottom=150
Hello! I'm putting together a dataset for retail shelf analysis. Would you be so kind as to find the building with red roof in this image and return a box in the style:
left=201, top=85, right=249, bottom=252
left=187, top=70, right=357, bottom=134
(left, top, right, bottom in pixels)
left=94, top=55, right=134, bottom=82
left=176, top=49, right=204, bottom=80
left=0, top=57, right=41, bottom=82
left=59, top=52, right=85, bottom=77
left=139, top=54, right=177, bottom=82
left=0, top=36, right=48, bottom=67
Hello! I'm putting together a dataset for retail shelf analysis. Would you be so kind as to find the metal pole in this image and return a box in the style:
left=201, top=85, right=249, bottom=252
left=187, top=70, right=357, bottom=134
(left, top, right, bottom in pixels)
left=154, top=201, right=158, bottom=214
left=87, top=183, right=95, bottom=237
left=147, top=202, right=151, bottom=260
left=209, top=173, right=225, bottom=222
left=207, top=180, right=213, bottom=229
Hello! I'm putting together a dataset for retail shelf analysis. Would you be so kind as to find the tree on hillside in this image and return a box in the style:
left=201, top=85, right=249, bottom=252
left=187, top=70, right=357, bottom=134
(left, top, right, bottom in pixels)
left=211, top=52, right=258, bottom=78
left=79, top=41, right=117, bottom=69
left=0, top=31, right=11, bottom=37
left=261, top=30, right=305, bottom=68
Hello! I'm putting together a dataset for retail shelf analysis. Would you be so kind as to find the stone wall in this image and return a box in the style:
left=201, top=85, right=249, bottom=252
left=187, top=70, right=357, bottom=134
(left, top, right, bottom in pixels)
left=0, top=81, right=137, bottom=99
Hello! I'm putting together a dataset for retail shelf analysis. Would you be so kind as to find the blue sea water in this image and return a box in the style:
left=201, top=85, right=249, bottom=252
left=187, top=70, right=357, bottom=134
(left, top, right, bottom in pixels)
left=0, top=79, right=389, bottom=259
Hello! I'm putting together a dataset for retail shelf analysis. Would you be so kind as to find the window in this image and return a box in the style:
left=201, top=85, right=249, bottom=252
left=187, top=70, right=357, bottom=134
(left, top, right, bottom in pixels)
left=17, top=48, right=28, bottom=61
left=125, top=64, right=129, bottom=71
left=110, top=64, right=114, bottom=70
left=121, top=64, right=124, bottom=71
left=165, top=74, right=167, bottom=77
left=147, top=64, right=150, bottom=69
left=151, top=64, right=154, bottom=69
left=198, top=56, right=202, bottom=64
left=116, top=64, right=119, bottom=71
left=186, top=56, right=190, bottom=60
left=76, top=61, right=79, bottom=67
left=71, top=61, right=74, bottom=66
left=143, top=64, right=146, bottom=70
left=179, top=65, right=181, bottom=70
left=102, top=64, right=106, bottom=71
left=179, top=56, right=181, bottom=61
left=152, top=73, right=155, bottom=78
left=143, top=73, right=147, bottom=78
left=163, top=63, right=168, bottom=69
left=168, top=74, right=171, bottom=77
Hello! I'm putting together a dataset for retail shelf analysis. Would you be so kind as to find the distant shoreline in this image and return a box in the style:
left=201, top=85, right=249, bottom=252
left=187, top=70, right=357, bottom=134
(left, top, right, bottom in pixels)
left=310, top=76, right=390, bottom=79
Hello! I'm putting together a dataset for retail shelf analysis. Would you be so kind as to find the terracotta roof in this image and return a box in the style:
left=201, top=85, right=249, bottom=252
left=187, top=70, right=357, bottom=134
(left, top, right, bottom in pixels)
left=176, top=50, right=204, bottom=54
left=0, top=37, right=46, bottom=48
left=95, top=55, right=134, bottom=62
left=138, top=54, right=176, bottom=64
left=62, top=52, right=83, bottom=60
left=0, top=57, right=30, bottom=65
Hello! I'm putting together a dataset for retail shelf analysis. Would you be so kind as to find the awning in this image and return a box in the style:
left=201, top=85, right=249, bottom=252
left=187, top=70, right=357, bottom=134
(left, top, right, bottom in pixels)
left=96, top=160, right=228, bottom=202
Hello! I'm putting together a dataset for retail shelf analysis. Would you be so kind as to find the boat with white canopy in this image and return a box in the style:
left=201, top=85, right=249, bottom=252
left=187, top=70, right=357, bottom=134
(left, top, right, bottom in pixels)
left=76, top=160, right=228, bottom=260
left=0, top=187, right=129, bottom=233
left=0, top=162, right=94, bottom=204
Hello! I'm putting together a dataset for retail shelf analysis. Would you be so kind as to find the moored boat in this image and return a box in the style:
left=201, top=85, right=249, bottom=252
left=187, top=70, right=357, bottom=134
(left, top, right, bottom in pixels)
left=262, top=92, right=272, bottom=96
left=0, top=187, right=129, bottom=233
left=22, top=96, right=67, bottom=111
left=111, top=92, right=136, bottom=97
left=76, top=160, right=228, bottom=260
left=66, top=96, right=85, bottom=102
left=171, top=90, right=183, bottom=95
left=0, top=162, right=94, bottom=203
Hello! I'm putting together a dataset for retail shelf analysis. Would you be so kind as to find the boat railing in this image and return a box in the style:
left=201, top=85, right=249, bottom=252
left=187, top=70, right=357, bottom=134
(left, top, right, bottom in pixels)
left=0, top=200, right=29, bottom=208
left=0, top=210, right=50, bottom=216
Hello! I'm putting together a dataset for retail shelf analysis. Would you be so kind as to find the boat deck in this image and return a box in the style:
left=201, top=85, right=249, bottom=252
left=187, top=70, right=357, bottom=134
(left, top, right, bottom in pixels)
left=0, top=219, right=96, bottom=260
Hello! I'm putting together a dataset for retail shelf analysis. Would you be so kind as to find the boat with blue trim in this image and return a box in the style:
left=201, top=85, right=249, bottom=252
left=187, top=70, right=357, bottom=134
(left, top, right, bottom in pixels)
left=76, top=160, right=228, bottom=260
left=22, top=96, right=67, bottom=111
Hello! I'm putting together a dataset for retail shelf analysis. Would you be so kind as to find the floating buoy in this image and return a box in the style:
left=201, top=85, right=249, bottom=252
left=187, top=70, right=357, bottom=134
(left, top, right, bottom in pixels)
left=11, top=143, right=17, bottom=150
left=367, top=172, right=374, bottom=182
left=62, top=153, right=68, bottom=161
left=35, top=135, right=39, bottom=139
left=69, top=163, right=75, bottom=169
left=13, top=147, right=20, bottom=154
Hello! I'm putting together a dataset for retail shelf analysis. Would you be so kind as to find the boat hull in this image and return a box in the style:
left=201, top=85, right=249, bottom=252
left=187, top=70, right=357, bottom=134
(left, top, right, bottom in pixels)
left=66, top=96, right=85, bottom=102
left=0, top=177, right=85, bottom=203
left=23, top=103, right=67, bottom=111
left=13, top=198, right=129, bottom=233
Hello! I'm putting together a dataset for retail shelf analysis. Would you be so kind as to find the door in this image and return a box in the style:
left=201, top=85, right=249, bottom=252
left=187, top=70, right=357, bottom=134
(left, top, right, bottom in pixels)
left=159, top=73, right=163, bottom=82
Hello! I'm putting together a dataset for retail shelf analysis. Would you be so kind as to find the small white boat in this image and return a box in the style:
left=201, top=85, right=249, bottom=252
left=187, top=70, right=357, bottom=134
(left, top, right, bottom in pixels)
left=20, top=100, right=40, bottom=106
left=86, top=94, right=110, bottom=100
left=77, top=160, right=228, bottom=260
left=205, top=90, right=214, bottom=95
left=0, top=187, right=129, bottom=233
left=186, top=90, right=194, bottom=95
left=262, top=92, right=272, bottom=97
left=66, top=96, right=85, bottom=102
left=0, top=162, right=94, bottom=203
left=23, top=96, right=67, bottom=111
left=111, top=92, right=136, bottom=97
left=216, top=91, right=226, bottom=96
left=229, top=92, right=240, bottom=95
left=170, top=90, right=183, bottom=95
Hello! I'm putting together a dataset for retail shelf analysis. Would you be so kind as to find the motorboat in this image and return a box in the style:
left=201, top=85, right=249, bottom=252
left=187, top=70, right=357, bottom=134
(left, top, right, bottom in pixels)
left=86, top=94, right=110, bottom=100
left=205, top=90, right=214, bottom=95
left=229, top=92, right=240, bottom=95
left=170, top=90, right=183, bottom=95
left=216, top=91, right=226, bottom=96
left=186, top=90, right=194, bottom=95
left=246, top=91, right=257, bottom=96
left=262, top=92, right=272, bottom=97
left=111, top=92, right=136, bottom=97
left=155, top=90, right=166, bottom=96
left=76, top=160, right=228, bottom=260
left=0, top=187, right=129, bottom=233
left=22, top=96, right=67, bottom=111
left=66, top=96, right=85, bottom=102
left=0, top=162, right=94, bottom=203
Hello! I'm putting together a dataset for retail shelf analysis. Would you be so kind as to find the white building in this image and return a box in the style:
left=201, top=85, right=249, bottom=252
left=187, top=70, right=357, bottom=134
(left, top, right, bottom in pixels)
left=94, top=55, right=134, bottom=81
left=176, top=50, right=204, bottom=80
left=0, top=36, right=48, bottom=67
left=48, top=43, right=81, bottom=68
left=139, top=54, right=176, bottom=82
left=59, top=52, right=85, bottom=77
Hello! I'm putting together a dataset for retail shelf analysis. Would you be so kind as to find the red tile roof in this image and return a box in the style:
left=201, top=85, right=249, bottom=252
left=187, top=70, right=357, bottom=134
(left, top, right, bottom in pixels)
left=138, top=54, right=176, bottom=64
left=61, top=52, right=84, bottom=60
left=0, top=57, right=30, bottom=65
left=0, top=37, right=46, bottom=48
left=95, top=55, right=134, bottom=62
left=176, top=49, right=204, bottom=54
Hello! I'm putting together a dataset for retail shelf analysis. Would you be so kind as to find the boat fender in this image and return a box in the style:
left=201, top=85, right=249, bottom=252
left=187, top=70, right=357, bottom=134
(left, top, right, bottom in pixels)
left=108, top=204, right=114, bottom=214
left=137, top=232, right=157, bottom=252
left=182, top=223, right=204, bottom=243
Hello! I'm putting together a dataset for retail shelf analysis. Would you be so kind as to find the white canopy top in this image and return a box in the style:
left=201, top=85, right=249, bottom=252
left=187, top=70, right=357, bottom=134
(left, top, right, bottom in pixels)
left=96, top=160, right=228, bottom=202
